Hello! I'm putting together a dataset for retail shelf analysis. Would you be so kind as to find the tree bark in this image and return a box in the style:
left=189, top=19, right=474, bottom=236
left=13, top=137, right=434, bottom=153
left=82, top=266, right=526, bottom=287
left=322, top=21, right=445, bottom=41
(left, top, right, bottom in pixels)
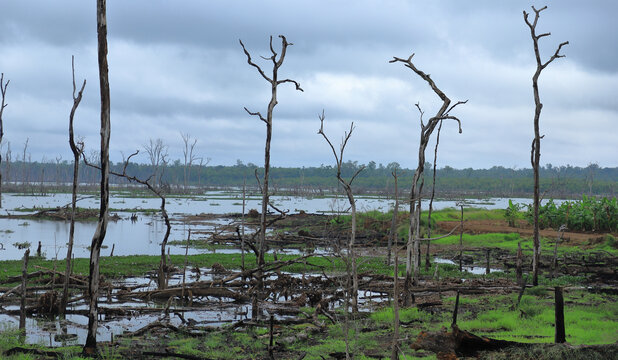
left=523, top=5, right=568, bottom=286
left=83, top=0, right=111, bottom=355
left=61, top=56, right=86, bottom=316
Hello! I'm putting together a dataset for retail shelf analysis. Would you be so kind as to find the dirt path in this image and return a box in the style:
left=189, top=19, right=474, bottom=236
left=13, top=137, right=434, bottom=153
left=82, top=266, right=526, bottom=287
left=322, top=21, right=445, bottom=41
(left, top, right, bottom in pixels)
left=436, top=219, right=614, bottom=247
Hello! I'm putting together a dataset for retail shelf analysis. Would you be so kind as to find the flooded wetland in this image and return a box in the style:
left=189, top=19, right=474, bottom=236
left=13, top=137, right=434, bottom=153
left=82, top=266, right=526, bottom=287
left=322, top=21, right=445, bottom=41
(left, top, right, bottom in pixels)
left=0, top=191, right=616, bottom=359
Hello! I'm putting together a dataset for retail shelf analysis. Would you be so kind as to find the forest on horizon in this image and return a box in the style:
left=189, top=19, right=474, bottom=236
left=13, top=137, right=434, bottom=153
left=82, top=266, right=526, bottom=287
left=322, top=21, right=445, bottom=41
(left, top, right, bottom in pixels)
left=2, top=159, right=615, bottom=198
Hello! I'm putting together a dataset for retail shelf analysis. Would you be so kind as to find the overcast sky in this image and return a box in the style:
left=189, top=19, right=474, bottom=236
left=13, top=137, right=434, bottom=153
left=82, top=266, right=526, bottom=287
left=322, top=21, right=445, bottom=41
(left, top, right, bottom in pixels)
left=0, top=1, right=616, bottom=170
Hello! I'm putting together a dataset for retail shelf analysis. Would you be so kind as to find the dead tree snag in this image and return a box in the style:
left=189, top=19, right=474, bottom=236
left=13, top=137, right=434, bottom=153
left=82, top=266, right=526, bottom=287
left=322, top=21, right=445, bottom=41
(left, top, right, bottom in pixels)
left=523, top=5, right=568, bottom=286
left=83, top=0, right=111, bottom=355
left=84, top=151, right=172, bottom=290
left=387, top=168, right=399, bottom=266
left=318, top=110, right=364, bottom=313
left=61, top=56, right=86, bottom=316
left=240, top=35, right=303, bottom=319
left=0, top=73, right=9, bottom=208
left=390, top=53, right=465, bottom=303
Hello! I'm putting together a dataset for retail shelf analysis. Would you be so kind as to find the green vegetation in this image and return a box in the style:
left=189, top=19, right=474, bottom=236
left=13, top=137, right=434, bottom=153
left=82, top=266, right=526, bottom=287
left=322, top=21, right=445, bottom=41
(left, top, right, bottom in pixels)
left=511, top=196, right=618, bottom=232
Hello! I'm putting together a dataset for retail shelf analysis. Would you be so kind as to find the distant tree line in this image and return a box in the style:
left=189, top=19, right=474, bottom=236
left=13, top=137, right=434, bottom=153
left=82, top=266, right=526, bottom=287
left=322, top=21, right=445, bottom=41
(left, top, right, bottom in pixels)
left=1, top=158, right=614, bottom=198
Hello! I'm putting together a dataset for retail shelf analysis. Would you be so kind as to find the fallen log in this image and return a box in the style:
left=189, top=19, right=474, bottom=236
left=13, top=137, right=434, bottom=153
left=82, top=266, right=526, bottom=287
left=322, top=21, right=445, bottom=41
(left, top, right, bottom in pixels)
left=128, top=286, right=249, bottom=302
left=411, top=325, right=529, bottom=357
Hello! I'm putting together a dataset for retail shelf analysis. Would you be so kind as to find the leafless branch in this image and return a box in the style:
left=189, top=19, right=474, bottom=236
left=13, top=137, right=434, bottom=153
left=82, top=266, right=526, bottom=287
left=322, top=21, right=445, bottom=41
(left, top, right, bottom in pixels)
left=244, top=107, right=267, bottom=124
left=239, top=39, right=272, bottom=83
left=277, top=79, right=304, bottom=92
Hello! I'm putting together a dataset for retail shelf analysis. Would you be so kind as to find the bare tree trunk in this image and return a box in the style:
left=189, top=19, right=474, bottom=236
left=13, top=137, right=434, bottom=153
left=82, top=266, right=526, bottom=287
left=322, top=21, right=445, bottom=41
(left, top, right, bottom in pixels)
left=181, top=133, right=197, bottom=194
left=19, top=249, right=30, bottom=332
left=61, top=57, right=86, bottom=316
left=516, top=241, right=523, bottom=286
left=0, top=73, right=9, bottom=208
left=426, top=120, right=443, bottom=271
left=240, top=35, right=302, bottom=319
left=318, top=112, right=364, bottom=313
left=390, top=54, right=465, bottom=304
left=387, top=169, right=399, bottom=266
left=83, top=0, right=111, bottom=354
left=241, top=177, right=246, bottom=273
left=459, top=203, right=463, bottom=272
left=391, top=248, right=400, bottom=360
left=157, top=196, right=172, bottom=289
left=523, top=5, right=568, bottom=286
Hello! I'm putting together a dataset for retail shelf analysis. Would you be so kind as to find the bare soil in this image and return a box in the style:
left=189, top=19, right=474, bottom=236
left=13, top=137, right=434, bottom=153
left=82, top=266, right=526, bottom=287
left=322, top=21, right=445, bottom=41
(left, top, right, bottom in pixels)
left=436, top=219, right=615, bottom=247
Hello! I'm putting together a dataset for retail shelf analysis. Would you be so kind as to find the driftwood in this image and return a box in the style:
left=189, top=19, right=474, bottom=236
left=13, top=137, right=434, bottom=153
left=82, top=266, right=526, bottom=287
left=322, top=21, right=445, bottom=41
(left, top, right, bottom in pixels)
left=411, top=325, right=529, bottom=357
left=130, top=286, right=248, bottom=302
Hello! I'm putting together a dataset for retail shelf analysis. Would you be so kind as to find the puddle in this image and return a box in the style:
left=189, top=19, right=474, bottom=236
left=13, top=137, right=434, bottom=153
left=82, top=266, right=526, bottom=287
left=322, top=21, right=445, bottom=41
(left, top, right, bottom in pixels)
left=434, top=257, right=503, bottom=275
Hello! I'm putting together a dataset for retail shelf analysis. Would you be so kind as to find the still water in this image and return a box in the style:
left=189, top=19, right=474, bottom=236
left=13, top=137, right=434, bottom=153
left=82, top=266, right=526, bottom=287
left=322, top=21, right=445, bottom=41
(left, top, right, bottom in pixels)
left=0, top=192, right=535, bottom=261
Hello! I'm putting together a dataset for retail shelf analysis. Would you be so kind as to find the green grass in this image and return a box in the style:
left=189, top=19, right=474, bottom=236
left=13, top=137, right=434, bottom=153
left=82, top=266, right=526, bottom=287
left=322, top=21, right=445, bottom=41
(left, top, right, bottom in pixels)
left=452, top=290, right=618, bottom=345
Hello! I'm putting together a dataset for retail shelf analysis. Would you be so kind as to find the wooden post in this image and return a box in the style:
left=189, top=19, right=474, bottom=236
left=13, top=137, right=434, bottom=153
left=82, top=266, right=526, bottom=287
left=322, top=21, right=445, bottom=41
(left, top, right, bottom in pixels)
left=516, top=242, right=523, bottom=286
left=20, top=249, right=30, bottom=332
left=451, top=291, right=460, bottom=328
left=110, top=243, right=114, bottom=257
left=555, top=287, right=566, bottom=343
left=485, top=249, right=491, bottom=275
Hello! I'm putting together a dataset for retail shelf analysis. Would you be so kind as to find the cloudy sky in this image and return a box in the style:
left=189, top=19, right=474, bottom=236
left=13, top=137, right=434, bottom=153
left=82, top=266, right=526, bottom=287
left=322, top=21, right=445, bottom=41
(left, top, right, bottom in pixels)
left=0, top=1, right=616, bottom=170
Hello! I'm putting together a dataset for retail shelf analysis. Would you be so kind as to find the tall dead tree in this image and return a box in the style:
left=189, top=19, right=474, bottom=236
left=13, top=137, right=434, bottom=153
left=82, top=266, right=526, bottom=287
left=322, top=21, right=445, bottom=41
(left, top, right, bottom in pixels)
left=60, top=56, right=86, bottom=315
left=524, top=6, right=568, bottom=286
left=318, top=110, right=364, bottom=313
left=240, top=35, right=302, bottom=318
left=390, top=54, right=465, bottom=303
left=144, top=138, right=168, bottom=188
left=387, top=168, right=399, bottom=266
left=0, top=73, right=9, bottom=208
left=83, top=0, right=111, bottom=355
left=181, top=132, right=197, bottom=193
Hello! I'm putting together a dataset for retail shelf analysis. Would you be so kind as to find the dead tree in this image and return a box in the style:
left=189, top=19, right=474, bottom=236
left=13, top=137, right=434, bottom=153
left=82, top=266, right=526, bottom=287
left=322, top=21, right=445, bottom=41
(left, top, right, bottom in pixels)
left=60, top=56, right=86, bottom=316
left=387, top=168, right=399, bottom=266
left=390, top=54, right=465, bottom=303
left=0, top=73, right=9, bottom=208
left=144, top=138, right=168, bottom=188
left=318, top=110, right=364, bottom=313
left=83, top=0, right=111, bottom=355
left=181, top=133, right=197, bottom=193
left=523, top=6, right=568, bottom=286
left=84, top=151, right=172, bottom=289
left=425, top=120, right=443, bottom=271
left=240, top=35, right=302, bottom=318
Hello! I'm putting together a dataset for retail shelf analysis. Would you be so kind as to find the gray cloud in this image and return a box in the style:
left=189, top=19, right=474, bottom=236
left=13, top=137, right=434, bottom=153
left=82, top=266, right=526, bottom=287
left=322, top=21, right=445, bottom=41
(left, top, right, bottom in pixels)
left=0, top=0, right=616, bottom=169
